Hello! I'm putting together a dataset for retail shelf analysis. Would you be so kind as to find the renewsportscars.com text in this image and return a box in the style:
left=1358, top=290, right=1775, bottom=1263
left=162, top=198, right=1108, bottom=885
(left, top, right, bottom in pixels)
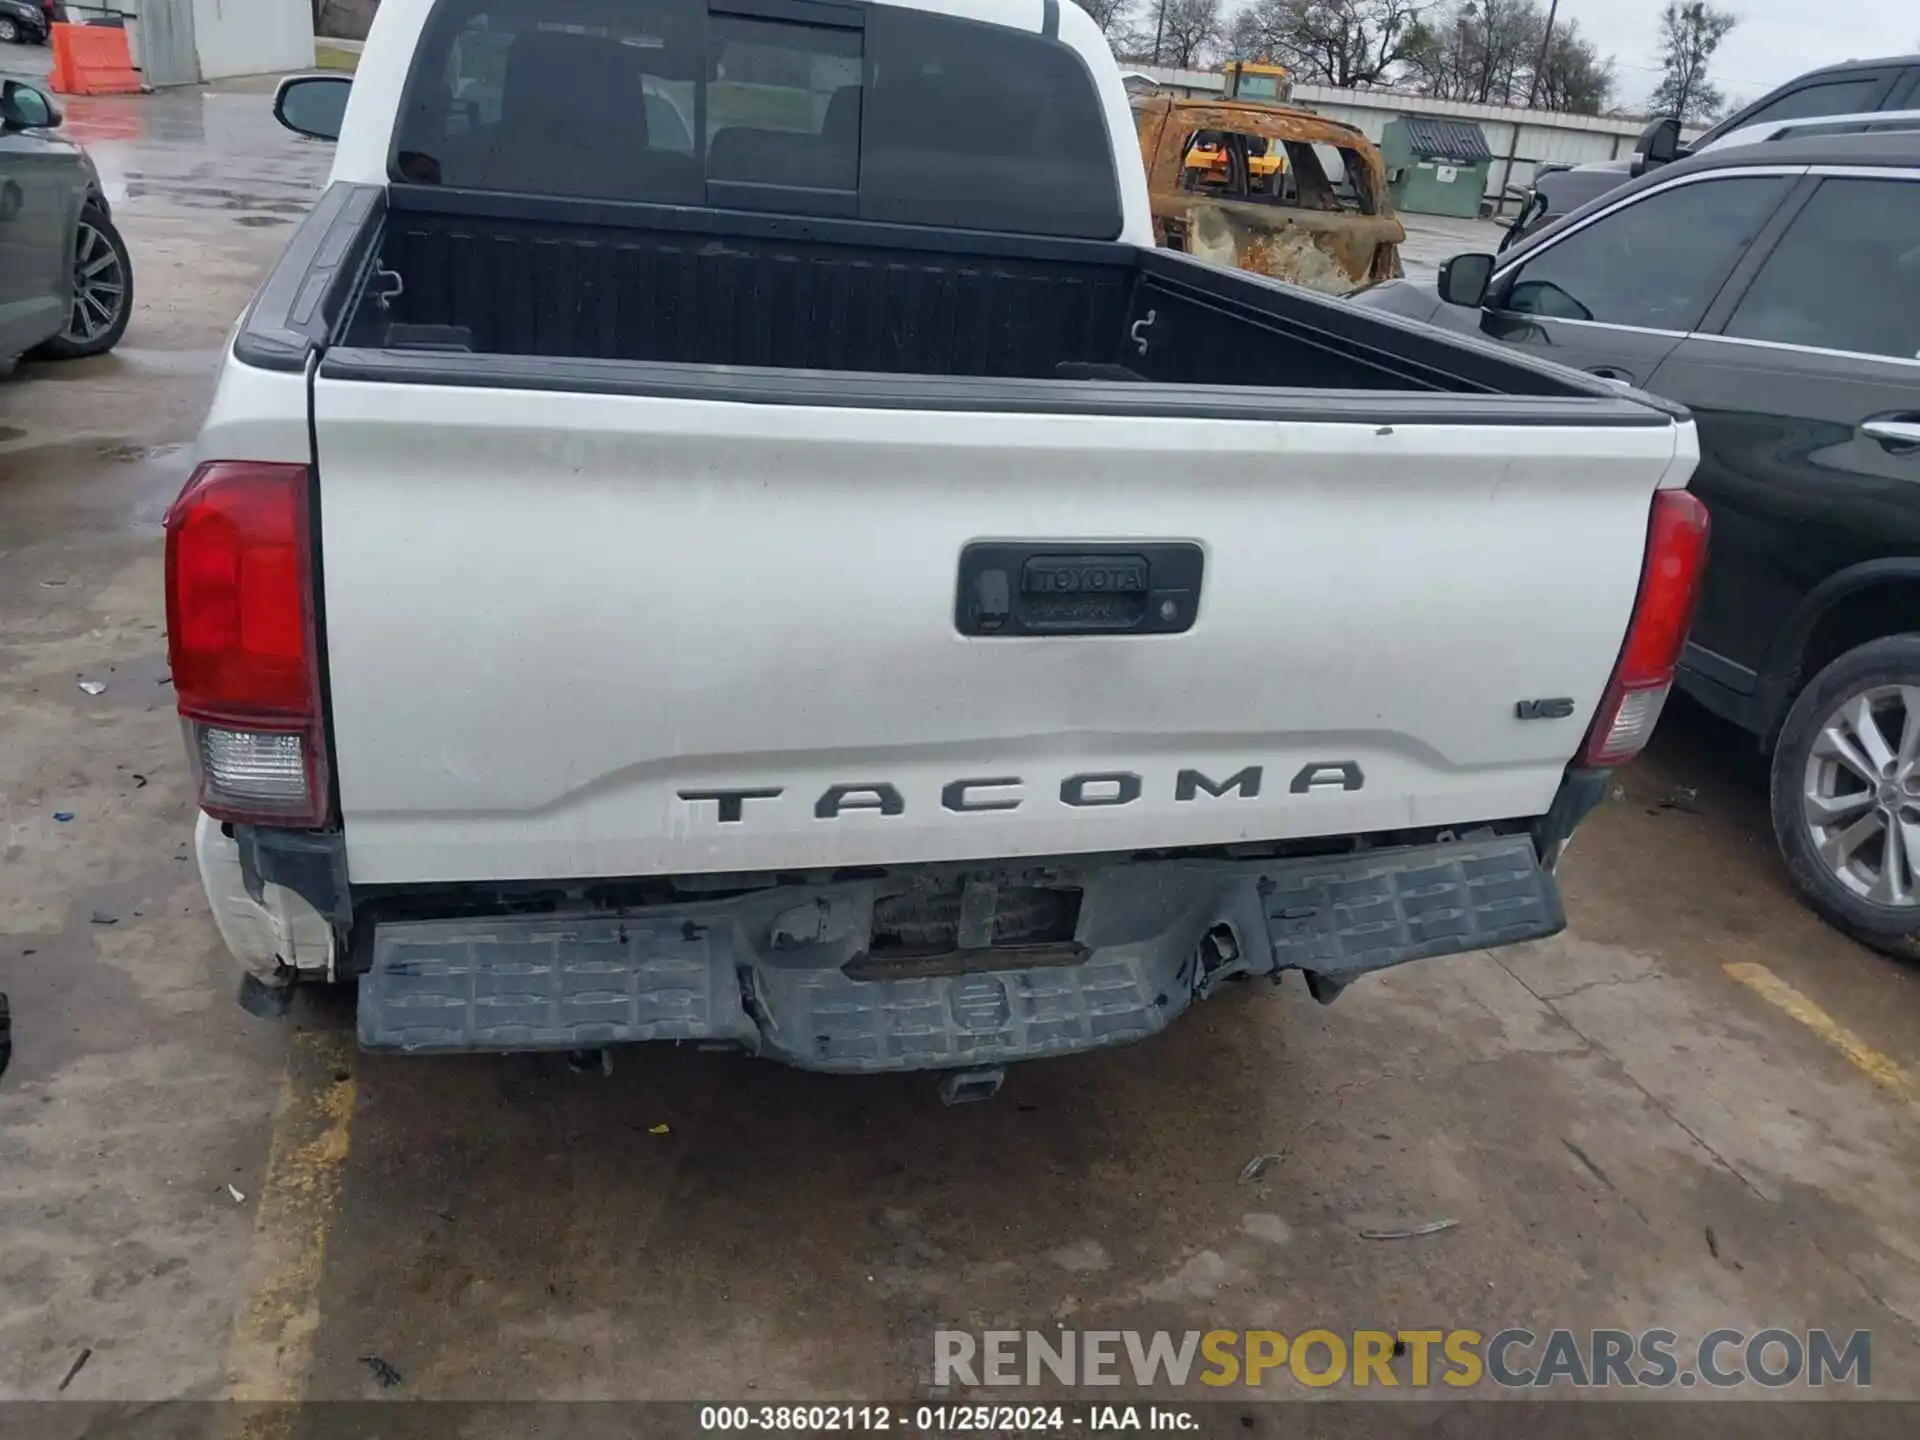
left=934, top=1328, right=1871, bottom=1390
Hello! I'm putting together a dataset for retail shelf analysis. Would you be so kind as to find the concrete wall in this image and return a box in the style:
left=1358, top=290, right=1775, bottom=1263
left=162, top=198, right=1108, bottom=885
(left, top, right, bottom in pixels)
left=191, top=0, right=314, bottom=80
left=1131, top=65, right=1707, bottom=213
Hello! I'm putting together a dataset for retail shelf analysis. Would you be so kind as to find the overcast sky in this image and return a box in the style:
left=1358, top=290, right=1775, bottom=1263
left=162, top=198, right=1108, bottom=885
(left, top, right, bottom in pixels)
left=1544, top=0, right=1915, bottom=108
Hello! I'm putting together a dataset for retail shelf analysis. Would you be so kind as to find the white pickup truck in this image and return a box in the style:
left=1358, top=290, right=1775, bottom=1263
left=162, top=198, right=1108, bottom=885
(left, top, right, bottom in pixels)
left=173, top=0, right=1707, bottom=1088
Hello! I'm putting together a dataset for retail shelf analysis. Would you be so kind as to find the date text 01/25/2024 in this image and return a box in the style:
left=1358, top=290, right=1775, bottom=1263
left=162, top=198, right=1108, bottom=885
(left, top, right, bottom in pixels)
left=698, top=1404, right=1197, bottom=1432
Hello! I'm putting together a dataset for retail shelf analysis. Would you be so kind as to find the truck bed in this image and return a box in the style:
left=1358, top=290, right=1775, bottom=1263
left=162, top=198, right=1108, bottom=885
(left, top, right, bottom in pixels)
left=321, top=186, right=1613, bottom=399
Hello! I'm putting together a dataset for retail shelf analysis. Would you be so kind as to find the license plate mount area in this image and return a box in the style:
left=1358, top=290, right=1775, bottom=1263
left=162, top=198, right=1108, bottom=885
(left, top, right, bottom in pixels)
left=956, top=542, right=1203, bottom=637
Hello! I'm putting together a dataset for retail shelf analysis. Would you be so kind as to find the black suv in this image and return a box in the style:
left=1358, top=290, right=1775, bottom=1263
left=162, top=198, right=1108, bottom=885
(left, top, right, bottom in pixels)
left=1356, top=134, right=1920, bottom=948
left=1503, top=54, right=1920, bottom=248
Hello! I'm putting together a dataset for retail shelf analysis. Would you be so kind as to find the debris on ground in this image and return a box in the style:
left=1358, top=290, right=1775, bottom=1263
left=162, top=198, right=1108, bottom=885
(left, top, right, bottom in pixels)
left=1360, top=1218, right=1458, bottom=1240
left=131, top=774, right=148, bottom=789
left=649, top=1123, right=671, bottom=1135
left=1654, top=785, right=1702, bottom=815
left=89, top=911, right=117, bottom=926
left=77, top=680, right=106, bottom=696
left=359, top=1354, right=403, bottom=1388
left=1561, top=1137, right=1613, bottom=1189
left=226, top=1183, right=246, bottom=1204
left=0, top=993, right=11, bottom=1083
left=1705, top=1224, right=1720, bottom=1259
left=57, top=1347, right=92, bottom=1393
left=1239, top=1154, right=1283, bottom=1183
left=54, top=813, right=74, bottom=823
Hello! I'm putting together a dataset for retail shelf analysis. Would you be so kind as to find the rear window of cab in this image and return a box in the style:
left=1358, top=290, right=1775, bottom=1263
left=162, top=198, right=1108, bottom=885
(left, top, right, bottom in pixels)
left=390, top=0, right=1126, bottom=239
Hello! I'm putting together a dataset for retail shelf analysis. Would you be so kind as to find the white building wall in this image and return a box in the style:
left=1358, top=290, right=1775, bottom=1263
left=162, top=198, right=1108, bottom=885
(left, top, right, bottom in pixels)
left=191, top=0, right=314, bottom=80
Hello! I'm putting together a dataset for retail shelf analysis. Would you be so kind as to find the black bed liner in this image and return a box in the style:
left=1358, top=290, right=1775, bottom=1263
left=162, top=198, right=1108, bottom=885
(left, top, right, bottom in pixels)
left=241, top=181, right=1685, bottom=425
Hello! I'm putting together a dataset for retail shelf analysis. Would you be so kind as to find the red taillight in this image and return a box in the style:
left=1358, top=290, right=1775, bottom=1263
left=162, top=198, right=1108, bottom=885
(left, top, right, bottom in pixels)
left=164, top=462, right=330, bottom=826
left=1581, top=489, right=1711, bottom=767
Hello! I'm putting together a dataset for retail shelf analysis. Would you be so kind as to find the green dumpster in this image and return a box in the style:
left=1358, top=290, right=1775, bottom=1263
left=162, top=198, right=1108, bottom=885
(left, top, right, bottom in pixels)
left=1380, top=115, right=1493, bottom=219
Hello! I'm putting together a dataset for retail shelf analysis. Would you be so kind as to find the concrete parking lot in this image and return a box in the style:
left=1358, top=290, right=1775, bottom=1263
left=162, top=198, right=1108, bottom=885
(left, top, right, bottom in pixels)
left=0, top=36, right=53, bottom=85
left=5, top=88, right=1920, bottom=1422
left=1398, top=212, right=1514, bottom=279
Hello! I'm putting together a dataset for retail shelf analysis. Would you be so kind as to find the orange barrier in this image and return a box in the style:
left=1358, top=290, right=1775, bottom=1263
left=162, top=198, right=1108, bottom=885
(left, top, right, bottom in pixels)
left=49, top=23, right=145, bottom=98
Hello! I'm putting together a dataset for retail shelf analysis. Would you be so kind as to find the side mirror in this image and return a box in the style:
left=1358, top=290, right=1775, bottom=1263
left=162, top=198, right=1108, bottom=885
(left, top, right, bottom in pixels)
left=1630, top=116, right=1681, bottom=176
left=0, top=80, right=61, bottom=132
left=274, top=74, right=351, bottom=142
left=1437, top=252, right=1495, bottom=308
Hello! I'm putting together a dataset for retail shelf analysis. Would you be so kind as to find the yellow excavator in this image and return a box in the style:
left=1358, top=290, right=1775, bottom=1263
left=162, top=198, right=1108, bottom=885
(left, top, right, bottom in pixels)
left=1221, top=59, right=1294, bottom=102
left=1181, top=60, right=1294, bottom=187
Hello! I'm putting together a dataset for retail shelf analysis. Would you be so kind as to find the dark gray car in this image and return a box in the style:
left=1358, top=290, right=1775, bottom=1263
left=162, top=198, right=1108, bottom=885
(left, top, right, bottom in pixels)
left=0, top=78, right=133, bottom=368
left=1501, top=53, right=1920, bottom=251
left=1355, top=133, right=1920, bottom=951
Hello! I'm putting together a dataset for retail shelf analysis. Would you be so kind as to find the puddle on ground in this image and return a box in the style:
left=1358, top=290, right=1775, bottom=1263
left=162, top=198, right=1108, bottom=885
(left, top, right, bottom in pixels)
left=0, top=438, right=192, bottom=529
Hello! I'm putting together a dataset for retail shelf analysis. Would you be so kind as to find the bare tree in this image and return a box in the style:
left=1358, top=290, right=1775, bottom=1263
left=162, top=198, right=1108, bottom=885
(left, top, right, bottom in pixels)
left=1648, top=1, right=1737, bottom=125
left=1402, top=0, right=1538, bottom=104
left=1227, top=0, right=1427, bottom=88
left=1071, top=0, right=1142, bottom=53
left=1530, top=19, right=1613, bottom=112
left=1155, top=0, right=1224, bottom=66
left=1401, top=0, right=1611, bottom=112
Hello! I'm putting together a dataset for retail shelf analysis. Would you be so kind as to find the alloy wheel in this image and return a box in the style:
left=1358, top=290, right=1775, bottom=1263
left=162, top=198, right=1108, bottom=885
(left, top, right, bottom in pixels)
left=1802, top=685, right=1920, bottom=906
left=63, top=218, right=127, bottom=347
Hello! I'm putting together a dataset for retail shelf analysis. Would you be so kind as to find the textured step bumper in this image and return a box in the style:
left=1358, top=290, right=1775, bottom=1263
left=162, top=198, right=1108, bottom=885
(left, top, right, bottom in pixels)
left=357, top=833, right=1562, bottom=1070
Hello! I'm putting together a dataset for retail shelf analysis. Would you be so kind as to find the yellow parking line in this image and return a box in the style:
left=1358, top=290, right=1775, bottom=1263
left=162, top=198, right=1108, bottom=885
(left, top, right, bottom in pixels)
left=225, top=1028, right=356, bottom=1411
left=1724, top=961, right=1919, bottom=1101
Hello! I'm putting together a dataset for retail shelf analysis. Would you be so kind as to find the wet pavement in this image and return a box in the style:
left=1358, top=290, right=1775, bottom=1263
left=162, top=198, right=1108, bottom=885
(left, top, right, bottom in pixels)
left=5, top=85, right=1920, bottom=1425
left=0, top=37, right=52, bottom=85
left=1, top=90, right=329, bottom=463
left=62, top=89, right=331, bottom=226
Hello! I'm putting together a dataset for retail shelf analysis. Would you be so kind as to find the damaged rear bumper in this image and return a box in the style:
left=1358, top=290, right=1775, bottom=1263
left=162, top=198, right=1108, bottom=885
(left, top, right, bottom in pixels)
left=355, top=833, right=1564, bottom=1071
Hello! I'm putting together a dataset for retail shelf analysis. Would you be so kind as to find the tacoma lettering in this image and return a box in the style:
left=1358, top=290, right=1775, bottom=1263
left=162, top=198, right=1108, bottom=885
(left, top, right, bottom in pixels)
left=943, top=777, right=1023, bottom=812
left=816, top=783, right=906, bottom=819
left=1290, top=762, right=1365, bottom=794
left=1176, top=766, right=1262, bottom=801
left=678, top=764, right=1363, bottom=821
left=676, top=787, right=784, bottom=823
left=1060, top=772, right=1143, bottom=807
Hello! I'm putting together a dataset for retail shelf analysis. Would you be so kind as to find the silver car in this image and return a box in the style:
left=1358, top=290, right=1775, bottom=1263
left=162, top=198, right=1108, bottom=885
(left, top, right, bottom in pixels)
left=0, top=78, right=133, bottom=367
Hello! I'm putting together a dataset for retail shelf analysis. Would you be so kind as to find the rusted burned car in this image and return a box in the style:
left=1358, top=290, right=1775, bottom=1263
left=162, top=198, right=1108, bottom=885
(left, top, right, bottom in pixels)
left=1131, top=93, right=1405, bottom=294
